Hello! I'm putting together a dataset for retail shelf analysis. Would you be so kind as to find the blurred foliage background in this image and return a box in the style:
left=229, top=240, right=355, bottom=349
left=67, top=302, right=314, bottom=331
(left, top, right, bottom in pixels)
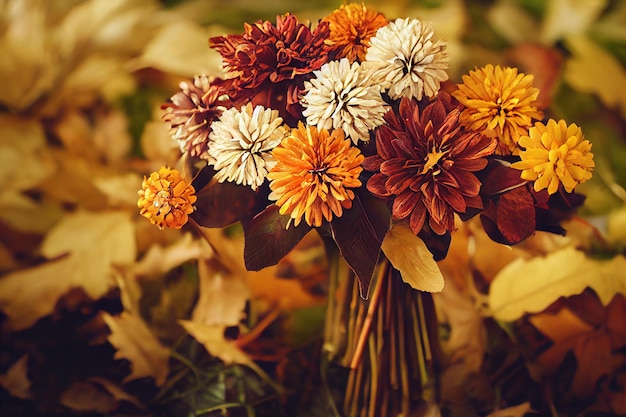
left=0, top=0, right=625, bottom=416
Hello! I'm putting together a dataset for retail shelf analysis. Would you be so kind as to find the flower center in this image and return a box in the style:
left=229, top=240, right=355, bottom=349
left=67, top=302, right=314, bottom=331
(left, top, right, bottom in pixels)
left=421, top=147, right=447, bottom=175
left=153, top=189, right=172, bottom=215
left=308, top=166, right=329, bottom=176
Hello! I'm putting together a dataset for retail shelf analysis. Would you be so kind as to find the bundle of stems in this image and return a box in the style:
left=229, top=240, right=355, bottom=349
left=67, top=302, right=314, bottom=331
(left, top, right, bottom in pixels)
left=324, top=250, right=441, bottom=417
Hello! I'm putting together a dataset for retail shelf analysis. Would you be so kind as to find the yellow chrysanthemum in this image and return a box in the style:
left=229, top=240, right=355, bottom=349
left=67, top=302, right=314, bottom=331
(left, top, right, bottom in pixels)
left=323, top=3, right=388, bottom=62
left=453, top=64, right=543, bottom=154
left=512, top=119, right=594, bottom=195
left=138, top=167, right=197, bottom=229
left=267, top=123, right=364, bottom=228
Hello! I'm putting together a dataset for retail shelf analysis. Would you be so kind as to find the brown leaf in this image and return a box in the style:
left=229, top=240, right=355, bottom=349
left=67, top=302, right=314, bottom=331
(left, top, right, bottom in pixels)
left=529, top=307, right=595, bottom=374
left=60, top=377, right=145, bottom=413
left=191, top=169, right=260, bottom=228
left=103, top=311, right=170, bottom=386
left=0, top=355, right=32, bottom=400
left=485, top=402, right=533, bottom=417
left=329, top=191, right=390, bottom=298
left=242, top=204, right=311, bottom=272
left=89, top=377, right=144, bottom=410
left=60, top=381, right=118, bottom=414
left=179, top=320, right=250, bottom=365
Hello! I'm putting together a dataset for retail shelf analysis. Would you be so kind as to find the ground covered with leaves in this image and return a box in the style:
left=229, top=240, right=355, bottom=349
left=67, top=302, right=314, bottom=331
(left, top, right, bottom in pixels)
left=1, top=0, right=626, bottom=416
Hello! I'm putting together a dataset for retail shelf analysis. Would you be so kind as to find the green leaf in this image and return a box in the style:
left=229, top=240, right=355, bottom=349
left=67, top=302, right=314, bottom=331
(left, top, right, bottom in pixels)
left=488, top=248, right=626, bottom=322
left=241, top=204, right=311, bottom=272
left=329, top=190, right=390, bottom=299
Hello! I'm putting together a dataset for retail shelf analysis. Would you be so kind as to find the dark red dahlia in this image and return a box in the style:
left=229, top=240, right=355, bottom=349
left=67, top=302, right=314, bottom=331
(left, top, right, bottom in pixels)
left=161, top=75, right=228, bottom=158
left=364, top=92, right=498, bottom=235
left=210, top=14, right=331, bottom=124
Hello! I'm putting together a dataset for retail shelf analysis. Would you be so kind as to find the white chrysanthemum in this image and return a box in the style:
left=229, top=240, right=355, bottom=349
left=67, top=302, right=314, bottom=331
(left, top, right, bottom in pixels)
left=301, top=58, right=388, bottom=144
left=207, top=103, right=286, bottom=190
left=364, top=18, right=449, bottom=101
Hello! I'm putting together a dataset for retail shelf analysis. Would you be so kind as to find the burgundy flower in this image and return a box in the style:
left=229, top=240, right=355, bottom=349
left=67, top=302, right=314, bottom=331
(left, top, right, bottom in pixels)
left=161, top=75, right=228, bottom=158
left=210, top=14, right=331, bottom=124
left=364, top=93, right=497, bottom=235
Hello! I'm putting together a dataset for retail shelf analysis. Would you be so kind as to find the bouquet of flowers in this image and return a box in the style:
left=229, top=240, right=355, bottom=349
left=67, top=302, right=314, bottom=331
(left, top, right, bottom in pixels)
left=138, top=2, right=593, bottom=294
left=137, top=3, right=595, bottom=415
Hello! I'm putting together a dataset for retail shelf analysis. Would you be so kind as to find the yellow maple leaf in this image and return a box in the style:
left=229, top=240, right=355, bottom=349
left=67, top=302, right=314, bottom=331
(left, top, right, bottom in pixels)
left=0, top=210, right=135, bottom=330
left=103, top=311, right=170, bottom=386
left=564, top=35, right=626, bottom=119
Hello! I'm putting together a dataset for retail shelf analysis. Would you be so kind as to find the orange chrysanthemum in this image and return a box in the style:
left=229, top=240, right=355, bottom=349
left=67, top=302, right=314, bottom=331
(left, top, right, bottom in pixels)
left=323, top=3, right=388, bottom=62
left=452, top=64, right=543, bottom=155
left=267, top=123, right=364, bottom=228
left=138, top=167, right=197, bottom=229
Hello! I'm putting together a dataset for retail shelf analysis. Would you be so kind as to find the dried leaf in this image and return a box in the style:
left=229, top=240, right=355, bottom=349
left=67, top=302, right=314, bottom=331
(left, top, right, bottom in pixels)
left=0, top=355, right=32, bottom=400
left=382, top=222, right=444, bottom=293
left=485, top=402, right=532, bottom=417
left=0, top=191, right=63, bottom=234
left=92, top=172, right=143, bottom=208
left=42, top=210, right=135, bottom=261
left=242, top=204, right=311, bottom=272
left=435, top=281, right=485, bottom=370
left=139, top=119, right=179, bottom=165
left=530, top=302, right=626, bottom=397
left=92, top=110, right=133, bottom=165
left=136, top=19, right=223, bottom=77
left=103, top=311, right=170, bottom=386
left=203, top=228, right=322, bottom=311
left=0, top=211, right=135, bottom=330
left=191, top=259, right=250, bottom=327
left=132, top=232, right=213, bottom=278
left=564, top=35, right=626, bottom=118
left=191, top=169, right=260, bottom=228
left=541, top=0, right=607, bottom=44
left=479, top=158, right=528, bottom=197
left=38, top=152, right=109, bottom=210
left=496, top=186, right=536, bottom=244
left=60, top=381, right=118, bottom=414
left=0, top=116, right=54, bottom=193
left=60, top=377, right=145, bottom=413
left=330, top=191, right=390, bottom=298
left=179, top=320, right=250, bottom=365
left=487, top=0, right=539, bottom=44
left=89, top=377, right=144, bottom=410
left=506, top=43, right=563, bottom=109
left=488, top=248, right=626, bottom=322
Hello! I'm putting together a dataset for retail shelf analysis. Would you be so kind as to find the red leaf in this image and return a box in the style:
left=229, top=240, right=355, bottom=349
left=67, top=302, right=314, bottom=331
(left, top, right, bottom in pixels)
left=479, top=158, right=528, bottom=196
left=496, top=186, right=536, bottom=244
left=329, top=189, right=390, bottom=298
left=241, top=204, right=311, bottom=271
